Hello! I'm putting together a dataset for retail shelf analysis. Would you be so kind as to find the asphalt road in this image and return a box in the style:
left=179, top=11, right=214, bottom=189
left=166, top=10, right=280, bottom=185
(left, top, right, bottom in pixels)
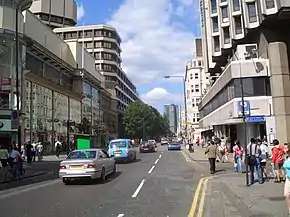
left=0, top=145, right=204, bottom=217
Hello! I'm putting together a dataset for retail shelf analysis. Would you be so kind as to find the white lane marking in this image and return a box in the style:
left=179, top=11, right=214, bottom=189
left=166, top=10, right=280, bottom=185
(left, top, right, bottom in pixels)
left=132, top=179, right=145, bottom=198
left=159, top=154, right=162, bottom=159
left=117, top=214, right=124, bottom=217
left=148, top=165, right=155, bottom=174
left=0, top=179, right=60, bottom=199
left=154, top=159, right=159, bottom=164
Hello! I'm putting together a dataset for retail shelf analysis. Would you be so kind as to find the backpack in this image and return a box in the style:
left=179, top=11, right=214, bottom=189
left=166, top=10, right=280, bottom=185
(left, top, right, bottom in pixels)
left=248, top=144, right=257, bottom=165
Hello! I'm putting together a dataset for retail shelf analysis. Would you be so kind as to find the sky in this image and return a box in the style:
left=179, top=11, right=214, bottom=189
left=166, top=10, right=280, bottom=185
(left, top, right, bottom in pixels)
left=76, top=0, right=201, bottom=112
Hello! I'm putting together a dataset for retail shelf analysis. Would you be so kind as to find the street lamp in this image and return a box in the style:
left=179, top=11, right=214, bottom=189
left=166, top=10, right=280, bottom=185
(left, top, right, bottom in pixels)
left=163, top=75, right=187, bottom=138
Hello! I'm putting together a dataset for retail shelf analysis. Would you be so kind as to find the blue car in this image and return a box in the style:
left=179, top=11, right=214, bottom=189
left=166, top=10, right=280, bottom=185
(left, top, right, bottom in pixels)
left=168, top=142, right=181, bottom=151
left=108, top=139, right=137, bottom=162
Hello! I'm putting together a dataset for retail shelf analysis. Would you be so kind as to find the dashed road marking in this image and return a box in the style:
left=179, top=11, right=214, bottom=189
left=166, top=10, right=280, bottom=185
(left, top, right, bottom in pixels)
left=159, top=154, right=162, bottom=159
left=148, top=165, right=155, bottom=174
left=132, top=179, right=145, bottom=198
left=117, top=214, right=124, bottom=217
left=154, top=159, right=159, bottom=164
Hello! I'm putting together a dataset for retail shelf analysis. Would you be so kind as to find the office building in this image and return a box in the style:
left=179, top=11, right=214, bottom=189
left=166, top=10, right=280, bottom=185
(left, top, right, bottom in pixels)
left=0, top=1, right=117, bottom=152
left=29, top=0, right=77, bottom=29
left=199, top=0, right=290, bottom=146
left=184, top=38, right=209, bottom=141
left=53, top=25, right=139, bottom=136
left=164, top=104, right=179, bottom=134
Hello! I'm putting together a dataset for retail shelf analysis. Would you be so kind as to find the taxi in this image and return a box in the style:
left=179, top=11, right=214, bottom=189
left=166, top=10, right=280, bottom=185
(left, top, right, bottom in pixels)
left=108, top=139, right=137, bottom=162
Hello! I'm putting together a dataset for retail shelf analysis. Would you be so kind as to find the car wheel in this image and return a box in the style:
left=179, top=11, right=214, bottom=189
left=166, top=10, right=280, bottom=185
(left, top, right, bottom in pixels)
left=112, top=164, right=116, bottom=174
left=133, top=153, right=136, bottom=161
left=101, top=167, right=106, bottom=181
left=62, top=178, right=70, bottom=185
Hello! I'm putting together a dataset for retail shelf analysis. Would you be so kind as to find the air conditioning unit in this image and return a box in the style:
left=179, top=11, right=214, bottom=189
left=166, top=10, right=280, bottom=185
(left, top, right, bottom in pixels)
left=235, top=44, right=258, bottom=60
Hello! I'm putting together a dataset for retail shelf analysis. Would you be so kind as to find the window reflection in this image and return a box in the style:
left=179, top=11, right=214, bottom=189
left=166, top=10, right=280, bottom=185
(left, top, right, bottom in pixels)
left=30, top=83, right=53, bottom=149
left=82, top=82, right=92, bottom=121
left=69, top=98, right=81, bottom=133
left=54, top=92, right=68, bottom=142
left=92, top=87, right=100, bottom=125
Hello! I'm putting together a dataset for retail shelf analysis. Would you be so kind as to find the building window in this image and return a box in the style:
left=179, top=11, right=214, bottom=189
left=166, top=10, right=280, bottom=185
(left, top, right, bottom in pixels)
left=94, top=42, right=102, bottom=48
left=221, top=6, right=228, bottom=21
left=223, top=27, right=230, bottom=44
left=85, top=42, right=93, bottom=48
left=234, top=16, right=242, bottom=34
left=265, top=0, right=275, bottom=9
left=247, top=2, right=257, bottom=23
left=213, top=36, right=220, bottom=52
left=221, top=0, right=227, bottom=2
left=211, top=0, right=217, bottom=13
left=195, top=84, right=200, bottom=92
left=232, top=0, right=240, bottom=11
left=195, top=73, right=199, bottom=79
left=212, top=17, right=219, bottom=32
left=192, top=103, right=195, bottom=107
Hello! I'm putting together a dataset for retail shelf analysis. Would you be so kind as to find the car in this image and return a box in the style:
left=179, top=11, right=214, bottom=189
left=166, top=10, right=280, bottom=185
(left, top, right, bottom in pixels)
left=148, top=139, right=156, bottom=145
left=59, top=149, right=116, bottom=184
left=140, top=141, right=157, bottom=153
left=168, top=142, right=181, bottom=151
left=108, top=138, right=137, bottom=162
left=161, top=139, right=169, bottom=146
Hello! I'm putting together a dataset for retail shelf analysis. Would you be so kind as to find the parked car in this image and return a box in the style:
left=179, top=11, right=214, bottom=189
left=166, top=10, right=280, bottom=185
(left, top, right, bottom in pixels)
left=161, top=139, right=169, bottom=146
left=108, top=138, right=137, bottom=162
left=168, top=142, right=181, bottom=151
left=140, top=141, right=157, bottom=153
left=59, top=149, right=116, bottom=184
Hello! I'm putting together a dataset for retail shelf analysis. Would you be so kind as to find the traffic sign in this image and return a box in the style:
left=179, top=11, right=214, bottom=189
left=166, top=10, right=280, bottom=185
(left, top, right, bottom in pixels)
left=245, top=116, right=265, bottom=123
left=237, top=100, right=250, bottom=116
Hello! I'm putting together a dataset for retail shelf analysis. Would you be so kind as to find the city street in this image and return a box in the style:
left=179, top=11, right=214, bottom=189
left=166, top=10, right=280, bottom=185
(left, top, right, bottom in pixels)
left=0, top=145, right=207, bottom=217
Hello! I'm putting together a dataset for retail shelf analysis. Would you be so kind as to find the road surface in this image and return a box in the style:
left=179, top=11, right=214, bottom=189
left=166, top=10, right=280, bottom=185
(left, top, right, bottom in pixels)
left=0, top=145, right=208, bottom=217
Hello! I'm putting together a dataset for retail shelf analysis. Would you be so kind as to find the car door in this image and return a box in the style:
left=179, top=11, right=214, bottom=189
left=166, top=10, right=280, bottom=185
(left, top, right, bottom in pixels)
left=101, top=150, right=113, bottom=173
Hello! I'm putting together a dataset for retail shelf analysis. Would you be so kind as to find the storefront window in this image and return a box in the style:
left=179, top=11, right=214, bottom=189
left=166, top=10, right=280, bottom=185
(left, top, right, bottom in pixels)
left=54, top=92, right=68, bottom=143
left=69, top=98, right=81, bottom=133
left=82, top=82, right=92, bottom=121
left=92, top=87, right=100, bottom=126
left=31, top=83, right=53, bottom=149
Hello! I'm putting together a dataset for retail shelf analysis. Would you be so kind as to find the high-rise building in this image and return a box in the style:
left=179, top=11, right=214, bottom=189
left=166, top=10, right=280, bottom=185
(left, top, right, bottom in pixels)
left=163, top=104, right=179, bottom=134
left=53, top=25, right=139, bottom=137
left=199, top=0, right=290, bottom=145
left=184, top=38, right=209, bottom=141
left=29, top=0, right=77, bottom=29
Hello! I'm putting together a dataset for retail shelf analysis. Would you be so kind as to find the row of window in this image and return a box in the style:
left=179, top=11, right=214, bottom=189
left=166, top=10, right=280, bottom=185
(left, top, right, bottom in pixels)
left=84, top=41, right=121, bottom=53
left=191, top=98, right=201, bottom=107
left=37, top=13, right=76, bottom=28
left=190, top=84, right=200, bottom=93
left=57, top=29, right=121, bottom=44
left=92, top=52, right=121, bottom=63
left=199, top=77, right=271, bottom=118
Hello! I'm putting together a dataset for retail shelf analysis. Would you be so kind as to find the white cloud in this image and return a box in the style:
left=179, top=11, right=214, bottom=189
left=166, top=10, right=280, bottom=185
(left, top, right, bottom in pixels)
left=77, top=2, right=85, bottom=21
left=141, top=87, right=182, bottom=105
left=108, top=0, right=197, bottom=85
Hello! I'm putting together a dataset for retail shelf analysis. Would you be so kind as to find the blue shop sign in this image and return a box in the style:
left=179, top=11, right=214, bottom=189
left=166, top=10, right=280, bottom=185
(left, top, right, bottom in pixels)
left=245, top=116, right=265, bottom=123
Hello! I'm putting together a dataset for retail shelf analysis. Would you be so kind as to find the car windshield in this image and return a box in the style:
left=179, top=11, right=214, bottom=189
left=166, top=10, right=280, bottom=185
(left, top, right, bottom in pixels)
left=67, top=150, right=96, bottom=159
left=110, top=141, right=127, bottom=148
left=170, top=143, right=179, bottom=146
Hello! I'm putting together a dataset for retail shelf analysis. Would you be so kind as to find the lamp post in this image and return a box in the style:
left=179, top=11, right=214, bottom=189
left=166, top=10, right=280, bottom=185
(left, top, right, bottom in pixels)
left=164, top=75, right=187, bottom=138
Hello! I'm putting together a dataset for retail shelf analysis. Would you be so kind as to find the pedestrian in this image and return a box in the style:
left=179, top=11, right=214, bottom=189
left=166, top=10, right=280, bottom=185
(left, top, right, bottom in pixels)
left=272, top=139, right=286, bottom=183
left=233, top=140, right=243, bottom=173
left=37, top=142, right=43, bottom=162
left=283, top=143, right=290, bottom=216
left=205, top=140, right=220, bottom=174
left=26, top=142, right=33, bottom=164
left=259, top=140, right=269, bottom=181
left=55, top=140, right=61, bottom=158
left=247, top=138, right=263, bottom=185
left=0, top=145, right=9, bottom=167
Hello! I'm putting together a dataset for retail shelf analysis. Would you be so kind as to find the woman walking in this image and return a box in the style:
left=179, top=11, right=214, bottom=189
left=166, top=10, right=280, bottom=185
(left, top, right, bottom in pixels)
left=283, top=143, right=290, bottom=216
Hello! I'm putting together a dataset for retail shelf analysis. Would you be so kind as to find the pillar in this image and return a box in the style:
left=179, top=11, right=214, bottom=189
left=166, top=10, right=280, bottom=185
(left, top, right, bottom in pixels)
left=268, top=42, right=290, bottom=143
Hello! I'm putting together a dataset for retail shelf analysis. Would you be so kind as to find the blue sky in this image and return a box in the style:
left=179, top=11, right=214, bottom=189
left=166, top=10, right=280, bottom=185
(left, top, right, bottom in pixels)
left=76, top=0, right=200, bottom=111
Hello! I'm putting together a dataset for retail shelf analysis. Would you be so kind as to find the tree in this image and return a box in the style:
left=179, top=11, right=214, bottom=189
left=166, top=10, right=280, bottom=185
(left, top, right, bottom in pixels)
left=123, top=101, right=171, bottom=139
left=76, top=117, right=92, bottom=134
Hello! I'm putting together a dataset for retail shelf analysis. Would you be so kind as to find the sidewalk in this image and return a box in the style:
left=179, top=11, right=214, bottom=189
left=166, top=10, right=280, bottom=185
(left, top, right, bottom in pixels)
left=204, top=173, right=287, bottom=217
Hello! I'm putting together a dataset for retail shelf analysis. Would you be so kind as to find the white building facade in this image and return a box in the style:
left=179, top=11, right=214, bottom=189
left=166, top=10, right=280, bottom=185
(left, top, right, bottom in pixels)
left=199, top=0, right=290, bottom=147
left=185, top=38, right=209, bottom=141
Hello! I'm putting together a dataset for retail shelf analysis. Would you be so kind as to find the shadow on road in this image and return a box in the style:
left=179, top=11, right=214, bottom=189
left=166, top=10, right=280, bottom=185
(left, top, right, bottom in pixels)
left=66, top=171, right=122, bottom=185
left=0, top=160, right=60, bottom=192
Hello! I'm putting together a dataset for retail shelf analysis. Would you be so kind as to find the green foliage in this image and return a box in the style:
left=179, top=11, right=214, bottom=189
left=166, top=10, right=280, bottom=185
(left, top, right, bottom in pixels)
left=123, top=101, right=171, bottom=139
left=93, top=119, right=106, bottom=135
left=76, top=118, right=92, bottom=134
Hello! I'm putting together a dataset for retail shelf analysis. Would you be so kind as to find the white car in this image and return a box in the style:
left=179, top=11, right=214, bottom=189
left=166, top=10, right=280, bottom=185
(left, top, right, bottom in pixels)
left=59, top=149, right=116, bottom=184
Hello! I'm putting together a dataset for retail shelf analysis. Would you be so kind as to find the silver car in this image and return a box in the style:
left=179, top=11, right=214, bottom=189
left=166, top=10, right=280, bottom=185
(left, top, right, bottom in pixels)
left=59, top=149, right=116, bottom=184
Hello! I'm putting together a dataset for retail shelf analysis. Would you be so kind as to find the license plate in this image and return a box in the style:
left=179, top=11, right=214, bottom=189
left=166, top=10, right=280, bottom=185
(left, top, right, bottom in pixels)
left=115, top=153, right=121, bottom=157
left=70, top=165, right=84, bottom=169
left=143, top=148, right=148, bottom=150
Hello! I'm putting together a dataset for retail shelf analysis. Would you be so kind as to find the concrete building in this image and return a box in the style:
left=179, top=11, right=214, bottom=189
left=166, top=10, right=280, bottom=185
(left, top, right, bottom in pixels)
left=29, top=0, right=77, bottom=29
left=185, top=38, right=210, bottom=141
left=0, top=1, right=117, bottom=152
left=53, top=25, right=139, bottom=136
left=199, top=0, right=290, bottom=147
left=164, top=104, right=179, bottom=134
